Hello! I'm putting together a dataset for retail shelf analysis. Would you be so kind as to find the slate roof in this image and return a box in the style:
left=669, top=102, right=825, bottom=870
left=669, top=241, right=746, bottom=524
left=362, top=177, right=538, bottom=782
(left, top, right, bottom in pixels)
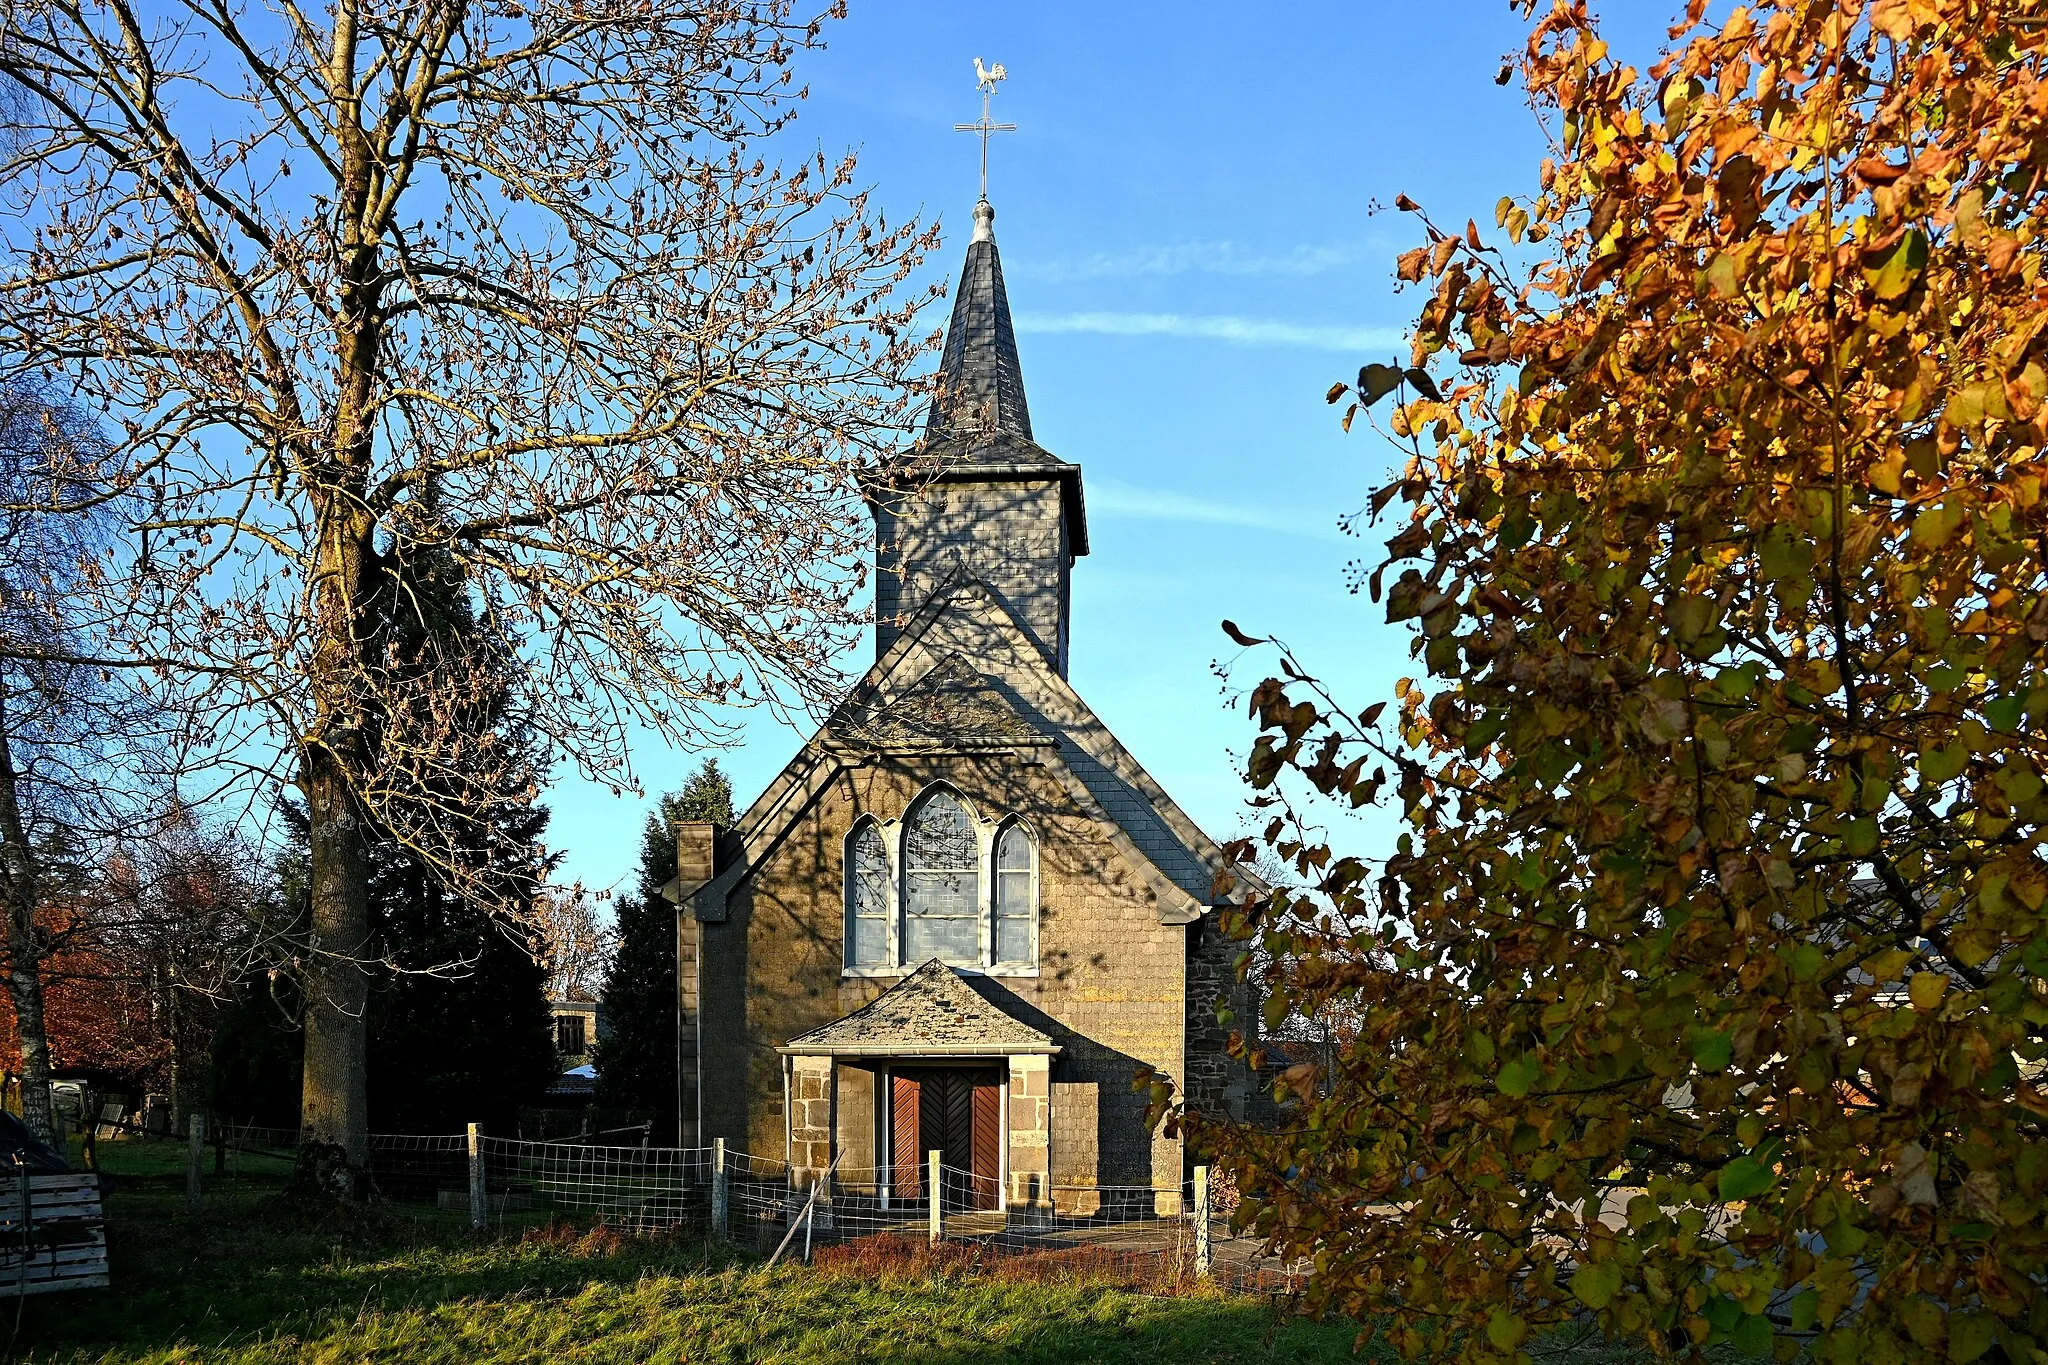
left=781, top=959, right=1059, bottom=1056
left=827, top=654, right=1046, bottom=752
left=864, top=197, right=1088, bottom=551
left=926, top=200, right=1033, bottom=444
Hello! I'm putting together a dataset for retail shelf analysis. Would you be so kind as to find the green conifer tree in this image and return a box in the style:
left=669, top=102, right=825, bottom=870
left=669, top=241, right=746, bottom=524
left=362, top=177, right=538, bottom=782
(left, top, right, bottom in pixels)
left=596, top=759, right=731, bottom=1132
left=212, top=518, right=571, bottom=1140
left=207, top=803, right=310, bottom=1132
left=360, top=524, right=558, bottom=1136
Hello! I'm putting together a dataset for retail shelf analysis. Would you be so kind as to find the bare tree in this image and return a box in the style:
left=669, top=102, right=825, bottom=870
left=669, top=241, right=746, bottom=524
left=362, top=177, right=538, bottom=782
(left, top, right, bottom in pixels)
left=0, top=378, right=169, bottom=1140
left=533, top=882, right=612, bottom=1004
left=0, top=0, right=935, bottom=1181
left=64, top=806, right=262, bottom=1127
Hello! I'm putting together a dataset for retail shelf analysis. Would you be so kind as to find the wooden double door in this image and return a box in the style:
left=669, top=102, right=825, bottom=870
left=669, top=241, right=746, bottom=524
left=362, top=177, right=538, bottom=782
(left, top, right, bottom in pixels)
left=890, top=1067, right=1000, bottom=1210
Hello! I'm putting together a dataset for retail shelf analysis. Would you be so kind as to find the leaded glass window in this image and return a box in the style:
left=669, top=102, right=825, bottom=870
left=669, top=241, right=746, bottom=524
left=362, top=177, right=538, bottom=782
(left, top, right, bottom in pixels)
left=903, top=790, right=980, bottom=965
left=846, top=821, right=889, bottom=967
left=991, top=822, right=1032, bottom=961
left=993, top=822, right=1035, bottom=966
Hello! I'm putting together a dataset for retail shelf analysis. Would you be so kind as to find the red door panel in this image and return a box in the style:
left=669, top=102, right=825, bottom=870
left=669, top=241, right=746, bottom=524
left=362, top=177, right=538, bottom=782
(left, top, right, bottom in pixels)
left=890, top=1068, right=1003, bottom=1210
left=970, top=1076, right=1002, bottom=1210
left=891, top=1073, right=921, bottom=1199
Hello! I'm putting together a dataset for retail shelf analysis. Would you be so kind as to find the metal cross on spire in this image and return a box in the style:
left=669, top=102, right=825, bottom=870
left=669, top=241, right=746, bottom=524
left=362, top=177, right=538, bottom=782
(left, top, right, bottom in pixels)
left=956, top=58, right=1015, bottom=202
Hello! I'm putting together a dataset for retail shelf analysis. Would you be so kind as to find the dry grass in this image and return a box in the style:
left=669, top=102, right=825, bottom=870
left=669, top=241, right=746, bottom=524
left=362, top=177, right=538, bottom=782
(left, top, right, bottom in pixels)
left=815, top=1231, right=1197, bottom=1291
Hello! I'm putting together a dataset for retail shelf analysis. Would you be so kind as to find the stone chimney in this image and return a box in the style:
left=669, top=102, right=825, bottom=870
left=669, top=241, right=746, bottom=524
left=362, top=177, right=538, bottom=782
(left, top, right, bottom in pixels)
left=674, top=819, right=721, bottom=1149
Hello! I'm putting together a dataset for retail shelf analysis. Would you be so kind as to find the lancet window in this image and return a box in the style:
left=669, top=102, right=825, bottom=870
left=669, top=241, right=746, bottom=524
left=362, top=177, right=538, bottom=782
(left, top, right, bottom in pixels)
left=993, top=821, right=1036, bottom=966
left=845, top=819, right=890, bottom=968
left=843, top=787, right=1041, bottom=973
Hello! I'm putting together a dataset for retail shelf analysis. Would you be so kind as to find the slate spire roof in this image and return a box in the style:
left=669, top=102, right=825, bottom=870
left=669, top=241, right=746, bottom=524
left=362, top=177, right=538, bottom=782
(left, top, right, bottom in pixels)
left=780, top=958, right=1059, bottom=1056
left=900, top=197, right=1086, bottom=543
left=926, top=200, right=1033, bottom=443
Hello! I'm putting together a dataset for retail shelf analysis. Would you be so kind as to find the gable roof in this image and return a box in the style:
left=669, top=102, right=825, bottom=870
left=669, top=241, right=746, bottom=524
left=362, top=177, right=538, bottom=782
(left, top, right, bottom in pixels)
left=827, top=653, right=1048, bottom=751
left=780, top=959, right=1059, bottom=1057
left=686, top=575, right=1236, bottom=928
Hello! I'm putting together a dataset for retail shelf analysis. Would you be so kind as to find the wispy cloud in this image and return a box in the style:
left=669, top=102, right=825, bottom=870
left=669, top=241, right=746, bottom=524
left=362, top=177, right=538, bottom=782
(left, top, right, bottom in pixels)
left=1020, top=242, right=1352, bottom=282
left=1088, top=476, right=1349, bottom=543
left=1016, top=311, right=1406, bottom=354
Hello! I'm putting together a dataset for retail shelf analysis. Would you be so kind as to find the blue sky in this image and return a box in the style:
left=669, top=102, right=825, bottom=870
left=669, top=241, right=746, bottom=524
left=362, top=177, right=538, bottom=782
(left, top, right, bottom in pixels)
left=546, top=1, right=1680, bottom=902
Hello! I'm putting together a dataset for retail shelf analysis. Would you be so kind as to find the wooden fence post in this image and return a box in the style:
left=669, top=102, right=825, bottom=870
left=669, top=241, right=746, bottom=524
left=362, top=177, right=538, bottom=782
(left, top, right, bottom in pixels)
left=185, top=1113, right=205, bottom=1212
left=711, top=1137, right=728, bottom=1240
left=927, top=1150, right=942, bottom=1246
left=1193, top=1165, right=1211, bottom=1279
left=467, top=1122, right=486, bottom=1232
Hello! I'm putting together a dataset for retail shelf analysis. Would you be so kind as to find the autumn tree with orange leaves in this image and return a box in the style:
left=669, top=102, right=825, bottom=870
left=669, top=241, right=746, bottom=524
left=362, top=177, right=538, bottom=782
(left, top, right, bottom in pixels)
left=1176, top=2, right=2048, bottom=1361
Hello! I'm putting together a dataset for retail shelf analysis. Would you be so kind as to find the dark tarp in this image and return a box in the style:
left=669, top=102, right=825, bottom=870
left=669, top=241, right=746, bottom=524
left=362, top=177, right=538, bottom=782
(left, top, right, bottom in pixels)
left=0, top=1112, right=68, bottom=1173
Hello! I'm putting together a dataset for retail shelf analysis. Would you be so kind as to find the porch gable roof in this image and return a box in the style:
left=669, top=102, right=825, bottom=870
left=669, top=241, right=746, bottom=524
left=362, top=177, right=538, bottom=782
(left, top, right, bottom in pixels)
left=779, top=959, right=1059, bottom=1058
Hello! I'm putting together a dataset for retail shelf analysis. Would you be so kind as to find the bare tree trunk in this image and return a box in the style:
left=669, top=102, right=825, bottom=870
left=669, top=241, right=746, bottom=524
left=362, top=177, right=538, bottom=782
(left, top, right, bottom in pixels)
left=299, top=744, right=370, bottom=1185
left=296, top=306, right=378, bottom=1188
left=0, top=699, right=53, bottom=1142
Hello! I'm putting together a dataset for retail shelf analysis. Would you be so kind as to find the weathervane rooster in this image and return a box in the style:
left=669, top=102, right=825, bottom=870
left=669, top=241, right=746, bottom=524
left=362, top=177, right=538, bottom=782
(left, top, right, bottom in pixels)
left=957, top=59, right=1016, bottom=202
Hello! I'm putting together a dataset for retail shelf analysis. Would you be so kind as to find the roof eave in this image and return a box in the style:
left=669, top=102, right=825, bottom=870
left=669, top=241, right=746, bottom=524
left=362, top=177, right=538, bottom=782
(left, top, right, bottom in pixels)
left=778, top=1041, right=1062, bottom=1057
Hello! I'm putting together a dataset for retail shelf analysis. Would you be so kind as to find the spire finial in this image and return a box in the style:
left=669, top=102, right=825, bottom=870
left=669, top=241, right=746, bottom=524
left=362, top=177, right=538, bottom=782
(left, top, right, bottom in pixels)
left=955, top=59, right=1015, bottom=203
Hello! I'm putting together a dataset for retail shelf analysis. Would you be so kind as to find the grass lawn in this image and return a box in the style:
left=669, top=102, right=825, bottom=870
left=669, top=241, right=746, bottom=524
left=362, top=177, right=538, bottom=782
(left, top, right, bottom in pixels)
left=15, top=1137, right=1381, bottom=1364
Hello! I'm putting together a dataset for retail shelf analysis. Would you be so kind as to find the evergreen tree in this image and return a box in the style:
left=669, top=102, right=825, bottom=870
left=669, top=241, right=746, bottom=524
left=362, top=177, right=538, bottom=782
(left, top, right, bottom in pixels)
left=360, top=526, right=558, bottom=1136
left=210, top=527, right=565, bottom=1139
left=208, top=805, right=310, bottom=1132
left=596, top=759, right=731, bottom=1129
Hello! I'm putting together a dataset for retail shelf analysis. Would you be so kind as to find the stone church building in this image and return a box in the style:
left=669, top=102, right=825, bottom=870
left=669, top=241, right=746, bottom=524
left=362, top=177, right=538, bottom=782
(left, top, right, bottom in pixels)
left=668, top=195, right=1246, bottom=1215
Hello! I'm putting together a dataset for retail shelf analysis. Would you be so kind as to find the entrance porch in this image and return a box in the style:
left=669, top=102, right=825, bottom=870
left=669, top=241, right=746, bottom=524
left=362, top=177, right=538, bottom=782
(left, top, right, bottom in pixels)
left=775, top=960, right=1060, bottom=1227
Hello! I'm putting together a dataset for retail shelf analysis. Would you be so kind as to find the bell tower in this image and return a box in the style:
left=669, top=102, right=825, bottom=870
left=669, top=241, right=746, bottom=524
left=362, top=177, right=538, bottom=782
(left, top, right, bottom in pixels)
left=871, top=195, right=1089, bottom=676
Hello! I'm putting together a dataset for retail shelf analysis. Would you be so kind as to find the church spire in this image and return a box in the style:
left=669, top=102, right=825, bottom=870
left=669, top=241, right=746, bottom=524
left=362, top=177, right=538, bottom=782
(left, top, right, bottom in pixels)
left=871, top=63, right=1087, bottom=676
left=925, top=198, right=1033, bottom=442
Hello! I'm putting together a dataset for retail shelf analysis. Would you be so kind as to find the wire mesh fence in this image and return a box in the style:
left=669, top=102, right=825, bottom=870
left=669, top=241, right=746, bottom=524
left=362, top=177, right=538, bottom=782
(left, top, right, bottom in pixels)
left=775, top=1160, right=1207, bottom=1274
left=111, top=1121, right=1304, bottom=1290
left=366, top=1132, right=471, bottom=1204
left=478, top=1137, right=714, bottom=1230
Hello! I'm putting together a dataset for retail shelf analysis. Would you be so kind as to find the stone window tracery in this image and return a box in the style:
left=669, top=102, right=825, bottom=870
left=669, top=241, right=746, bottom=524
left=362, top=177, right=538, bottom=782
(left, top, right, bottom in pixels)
left=844, top=787, right=1041, bottom=975
left=903, top=789, right=980, bottom=966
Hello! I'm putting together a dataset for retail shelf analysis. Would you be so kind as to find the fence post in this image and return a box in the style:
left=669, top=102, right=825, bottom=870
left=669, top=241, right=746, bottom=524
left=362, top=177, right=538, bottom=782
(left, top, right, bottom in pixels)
left=927, top=1150, right=942, bottom=1246
left=467, top=1122, right=486, bottom=1232
left=1193, top=1165, right=1212, bottom=1279
left=185, top=1113, right=205, bottom=1212
left=711, top=1137, right=728, bottom=1241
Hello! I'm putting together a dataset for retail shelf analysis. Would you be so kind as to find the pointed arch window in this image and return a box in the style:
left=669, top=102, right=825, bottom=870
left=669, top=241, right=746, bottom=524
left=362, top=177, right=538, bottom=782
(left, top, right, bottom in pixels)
left=846, top=820, right=890, bottom=968
left=993, top=821, right=1036, bottom=967
left=903, top=789, right=980, bottom=965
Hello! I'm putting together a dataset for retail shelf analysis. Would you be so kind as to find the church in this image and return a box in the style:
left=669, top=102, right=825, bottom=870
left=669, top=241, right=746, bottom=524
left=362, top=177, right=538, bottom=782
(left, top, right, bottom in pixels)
left=667, top=191, right=1249, bottom=1216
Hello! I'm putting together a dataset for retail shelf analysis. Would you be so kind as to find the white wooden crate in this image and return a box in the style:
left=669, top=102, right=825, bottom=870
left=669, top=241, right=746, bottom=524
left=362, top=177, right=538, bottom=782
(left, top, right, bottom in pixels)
left=0, top=1172, right=108, bottom=1295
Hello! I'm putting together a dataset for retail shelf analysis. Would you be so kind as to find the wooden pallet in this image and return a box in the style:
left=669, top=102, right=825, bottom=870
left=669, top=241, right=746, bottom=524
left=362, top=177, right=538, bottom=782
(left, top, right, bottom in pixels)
left=0, top=1172, right=108, bottom=1295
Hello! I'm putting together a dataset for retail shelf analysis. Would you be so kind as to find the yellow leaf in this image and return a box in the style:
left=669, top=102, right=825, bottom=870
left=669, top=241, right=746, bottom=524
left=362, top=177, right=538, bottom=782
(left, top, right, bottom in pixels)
left=1705, top=253, right=1740, bottom=298
left=1912, top=503, right=1964, bottom=548
left=1863, top=228, right=1928, bottom=301
left=1908, top=971, right=1947, bottom=1012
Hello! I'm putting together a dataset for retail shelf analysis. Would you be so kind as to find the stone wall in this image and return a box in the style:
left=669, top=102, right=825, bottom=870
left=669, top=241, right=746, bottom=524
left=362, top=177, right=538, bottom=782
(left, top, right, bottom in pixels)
left=834, top=1064, right=878, bottom=1194
left=874, top=480, right=1072, bottom=676
left=673, top=822, right=717, bottom=1148
left=1006, top=1054, right=1050, bottom=1213
left=1182, top=910, right=1259, bottom=1126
